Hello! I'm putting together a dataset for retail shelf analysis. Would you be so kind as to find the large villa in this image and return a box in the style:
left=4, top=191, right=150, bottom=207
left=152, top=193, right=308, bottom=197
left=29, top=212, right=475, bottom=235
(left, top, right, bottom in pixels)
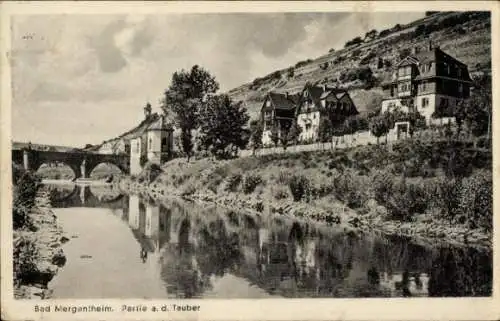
left=259, top=44, right=473, bottom=147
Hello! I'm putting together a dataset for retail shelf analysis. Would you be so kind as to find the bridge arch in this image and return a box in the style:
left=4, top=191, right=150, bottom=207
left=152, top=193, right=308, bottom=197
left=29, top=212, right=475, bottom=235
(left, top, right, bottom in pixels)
left=87, top=162, right=124, bottom=180
left=33, top=160, right=81, bottom=180
left=86, top=157, right=128, bottom=179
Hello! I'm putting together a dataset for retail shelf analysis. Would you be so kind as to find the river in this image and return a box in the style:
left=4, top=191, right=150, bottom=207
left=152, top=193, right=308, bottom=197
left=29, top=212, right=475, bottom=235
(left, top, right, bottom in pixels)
left=45, top=183, right=492, bottom=299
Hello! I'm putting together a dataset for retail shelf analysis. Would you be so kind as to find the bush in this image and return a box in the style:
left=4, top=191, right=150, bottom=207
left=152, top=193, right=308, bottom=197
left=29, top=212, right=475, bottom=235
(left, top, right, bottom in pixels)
left=345, top=36, right=363, bottom=47
left=242, top=173, right=263, bottom=194
left=372, top=171, right=394, bottom=205
left=333, top=171, right=367, bottom=208
left=13, top=235, right=39, bottom=286
left=432, top=176, right=461, bottom=220
left=224, top=173, right=243, bottom=192
left=288, top=175, right=311, bottom=202
left=12, top=169, right=40, bottom=230
left=385, top=179, right=429, bottom=221
left=457, top=171, right=492, bottom=231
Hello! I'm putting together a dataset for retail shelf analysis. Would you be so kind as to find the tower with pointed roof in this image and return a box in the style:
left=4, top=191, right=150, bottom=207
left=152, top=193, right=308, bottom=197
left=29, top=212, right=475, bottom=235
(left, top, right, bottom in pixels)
left=130, top=103, right=174, bottom=175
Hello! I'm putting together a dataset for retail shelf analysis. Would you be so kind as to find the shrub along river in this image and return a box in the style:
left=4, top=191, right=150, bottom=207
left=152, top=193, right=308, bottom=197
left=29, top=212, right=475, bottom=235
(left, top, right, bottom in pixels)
left=45, top=183, right=492, bottom=299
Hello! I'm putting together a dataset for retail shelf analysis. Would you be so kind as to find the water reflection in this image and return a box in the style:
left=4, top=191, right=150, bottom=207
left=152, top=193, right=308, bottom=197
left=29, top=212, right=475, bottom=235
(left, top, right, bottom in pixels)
left=45, top=183, right=492, bottom=298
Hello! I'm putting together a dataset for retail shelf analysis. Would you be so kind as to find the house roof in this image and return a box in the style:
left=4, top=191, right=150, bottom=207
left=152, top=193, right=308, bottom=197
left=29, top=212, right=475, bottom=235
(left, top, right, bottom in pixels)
left=267, top=92, right=299, bottom=110
left=381, top=47, right=472, bottom=86
left=298, top=85, right=358, bottom=116
left=304, top=85, right=347, bottom=103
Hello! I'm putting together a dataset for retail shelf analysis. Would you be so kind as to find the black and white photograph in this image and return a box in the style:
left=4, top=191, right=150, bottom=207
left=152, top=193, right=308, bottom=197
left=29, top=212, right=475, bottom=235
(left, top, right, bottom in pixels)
left=1, top=1, right=498, bottom=320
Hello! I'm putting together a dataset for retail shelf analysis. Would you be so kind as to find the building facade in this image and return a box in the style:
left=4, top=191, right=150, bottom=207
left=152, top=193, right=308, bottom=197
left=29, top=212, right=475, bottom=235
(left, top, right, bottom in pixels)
left=296, top=84, right=358, bottom=143
left=260, top=92, right=299, bottom=146
left=129, top=108, right=174, bottom=175
left=380, top=46, right=472, bottom=124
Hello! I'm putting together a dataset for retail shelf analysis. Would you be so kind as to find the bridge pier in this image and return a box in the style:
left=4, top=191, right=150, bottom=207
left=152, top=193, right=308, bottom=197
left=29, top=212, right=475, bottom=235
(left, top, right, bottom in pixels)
left=80, top=159, right=87, bottom=179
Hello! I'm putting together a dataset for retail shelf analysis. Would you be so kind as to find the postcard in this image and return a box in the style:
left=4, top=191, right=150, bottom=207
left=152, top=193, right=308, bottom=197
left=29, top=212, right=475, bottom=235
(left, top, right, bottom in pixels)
left=1, top=1, right=499, bottom=320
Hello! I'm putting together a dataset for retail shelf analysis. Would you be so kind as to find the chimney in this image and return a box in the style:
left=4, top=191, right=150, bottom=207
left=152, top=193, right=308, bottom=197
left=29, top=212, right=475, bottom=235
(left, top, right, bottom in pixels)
left=144, top=102, right=152, bottom=119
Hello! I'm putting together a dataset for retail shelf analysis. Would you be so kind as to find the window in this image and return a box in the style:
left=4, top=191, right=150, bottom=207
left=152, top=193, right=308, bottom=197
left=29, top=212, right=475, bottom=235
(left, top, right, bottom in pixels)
left=457, top=67, right=462, bottom=77
left=161, top=137, right=167, bottom=146
left=149, top=138, right=152, bottom=150
left=440, top=98, right=449, bottom=108
left=458, top=83, right=463, bottom=94
left=421, top=97, right=429, bottom=108
left=266, top=100, right=271, bottom=107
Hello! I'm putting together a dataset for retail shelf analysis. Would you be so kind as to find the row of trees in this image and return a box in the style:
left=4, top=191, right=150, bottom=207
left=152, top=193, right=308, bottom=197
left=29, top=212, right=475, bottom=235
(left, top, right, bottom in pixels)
left=162, top=65, right=250, bottom=161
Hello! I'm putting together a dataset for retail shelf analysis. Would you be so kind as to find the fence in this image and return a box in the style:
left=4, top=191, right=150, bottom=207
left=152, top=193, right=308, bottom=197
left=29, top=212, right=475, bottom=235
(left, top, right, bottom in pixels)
left=239, top=122, right=414, bottom=158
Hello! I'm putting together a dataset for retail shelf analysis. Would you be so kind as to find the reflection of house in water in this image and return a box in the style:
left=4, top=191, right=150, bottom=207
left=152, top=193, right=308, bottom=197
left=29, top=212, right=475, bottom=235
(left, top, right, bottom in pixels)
left=119, top=196, right=489, bottom=298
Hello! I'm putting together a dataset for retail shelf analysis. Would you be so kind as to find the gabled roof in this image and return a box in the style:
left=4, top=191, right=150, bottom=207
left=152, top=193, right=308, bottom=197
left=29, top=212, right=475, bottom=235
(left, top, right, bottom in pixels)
left=303, top=85, right=347, bottom=104
left=397, top=55, right=419, bottom=67
left=264, top=92, right=299, bottom=110
left=262, top=92, right=299, bottom=110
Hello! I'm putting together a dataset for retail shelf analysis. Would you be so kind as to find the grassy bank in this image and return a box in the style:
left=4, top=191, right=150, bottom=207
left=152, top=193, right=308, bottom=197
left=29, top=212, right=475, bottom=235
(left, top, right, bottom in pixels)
left=12, top=165, right=68, bottom=299
left=118, top=139, right=492, bottom=249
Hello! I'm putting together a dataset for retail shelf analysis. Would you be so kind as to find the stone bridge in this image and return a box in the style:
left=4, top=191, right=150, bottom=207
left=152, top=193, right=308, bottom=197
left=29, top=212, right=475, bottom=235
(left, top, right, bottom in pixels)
left=12, top=143, right=129, bottom=179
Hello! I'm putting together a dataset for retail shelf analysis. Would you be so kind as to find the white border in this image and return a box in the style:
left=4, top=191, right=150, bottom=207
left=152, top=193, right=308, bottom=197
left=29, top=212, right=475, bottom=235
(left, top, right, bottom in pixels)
left=1, top=1, right=499, bottom=320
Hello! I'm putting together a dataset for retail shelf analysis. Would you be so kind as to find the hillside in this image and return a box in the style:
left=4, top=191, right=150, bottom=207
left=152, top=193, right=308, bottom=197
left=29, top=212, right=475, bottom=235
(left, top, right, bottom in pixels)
left=227, top=11, right=491, bottom=120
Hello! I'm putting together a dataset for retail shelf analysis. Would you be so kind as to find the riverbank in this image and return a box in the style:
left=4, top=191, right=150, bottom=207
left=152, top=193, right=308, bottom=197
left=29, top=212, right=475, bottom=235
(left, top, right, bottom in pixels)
left=115, top=149, right=492, bottom=250
left=13, top=188, right=68, bottom=299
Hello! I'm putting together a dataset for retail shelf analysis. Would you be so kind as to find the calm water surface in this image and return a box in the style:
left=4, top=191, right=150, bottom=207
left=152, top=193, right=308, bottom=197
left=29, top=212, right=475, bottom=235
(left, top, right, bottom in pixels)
left=45, top=183, right=492, bottom=299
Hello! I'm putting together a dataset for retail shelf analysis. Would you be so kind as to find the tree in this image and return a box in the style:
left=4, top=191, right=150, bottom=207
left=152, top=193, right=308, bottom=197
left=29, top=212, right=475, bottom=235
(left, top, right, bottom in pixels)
left=198, top=94, right=250, bottom=159
left=163, top=65, right=219, bottom=161
left=270, top=124, right=280, bottom=148
left=451, top=75, right=491, bottom=144
left=318, top=117, right=333, bottom=148
left=406, top=111, right=426, bottom=137
left=280, top=121, right=302, bottom=150
left=331, top=123, right=348, bottom=149
left=249, top=119, right=263, bottom=155
left=370, top=115, right=390, bottom=144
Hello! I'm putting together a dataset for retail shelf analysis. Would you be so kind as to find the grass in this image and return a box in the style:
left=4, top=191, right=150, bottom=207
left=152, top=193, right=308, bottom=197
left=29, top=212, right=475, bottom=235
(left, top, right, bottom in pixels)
left=148, top=137, right=491, bottom=236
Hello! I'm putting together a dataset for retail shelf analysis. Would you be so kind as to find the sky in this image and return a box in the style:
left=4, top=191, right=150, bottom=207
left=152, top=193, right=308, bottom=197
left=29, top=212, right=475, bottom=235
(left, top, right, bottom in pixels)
left=11, top=12, right=425, bottom=147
